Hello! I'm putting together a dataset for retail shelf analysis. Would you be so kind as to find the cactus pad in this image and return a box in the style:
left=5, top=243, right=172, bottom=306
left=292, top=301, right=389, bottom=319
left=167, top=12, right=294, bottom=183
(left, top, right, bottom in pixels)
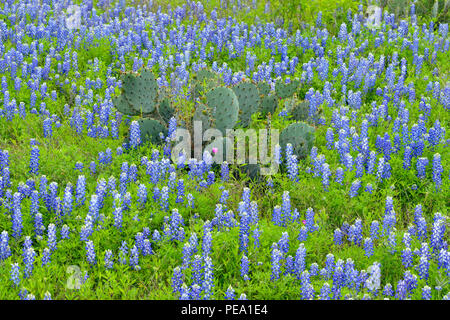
left=116, top=69, right=159, bottom=114
left=275, top=79, right=300, bottom=99
left=159, top=98, right=175, bottom=124
left=206, top=87, right=239, bottom=134
left=279, top=122, right=315, bottom=159
left=233, top=82, right=260, bottom=127
left=291, top=101, right=309, bottom=122
left=257, top=82, right=271, bottom=96
left=260, top=95, right=278, bottom=115
left=138, top=118, right=168, bottom=146
left=112, top=94, right=140, bottom=116
left=193, top=103, right=213, bottom=133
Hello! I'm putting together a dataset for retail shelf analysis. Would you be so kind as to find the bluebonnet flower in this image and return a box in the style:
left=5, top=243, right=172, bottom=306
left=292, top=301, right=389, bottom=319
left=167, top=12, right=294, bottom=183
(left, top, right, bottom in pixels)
left=298, top=226, right=308, bottom=242
left=43, top=118, right=53, bottom=138
left=47, top=224, right=57, bottom=252
left=305, top=208, right=317, bottom=233
left=118, top=241, right=128, bottom=265
left=192, top=254, right=203, bottom=286
left=417, top=217, right=427, bottom=241
left=241, top=254, right=250, bottom=280
left=34, top=213, right=44, bottom=237
left=431, top=218, right=446, bottom=253
left=278, top=232, right=290, bottom=257
left=137, top=184, right=147, bottom=208
left=326, top=128, right=334, bottom=150
left=320, top=283, right=330, bottom=300
left=335, top=167, right=344, bottom=184
left=310, top=262, right=319, bottom=277
left=321, top=163, right=331, bottom=191
left=300, top=270, right=314, bottom=300
left=104, top=250, right=114, bottom=269
left=62, top=187, right=73, bottom=217
left=272, top=206, right=282, bottom=226
left=349, top=179, right=361, bottom=198
left=23, top=247, right=36, bottom=278
left=271, top=248, right=283, bottom=281
left=225, top=286, right=236, bottom=300
left=186, top=193, right=194, bottom=209
left=324, top=253, right=335, bottom=280
left=364, top=238, right=374, bottom=257
left=202, top=231, right=212, bottom=257
left=414, top=204, right=423, bottom=227
left=274, top=144, right=282, bottom=165
left=202, top=256, right=214, bottom=300
left=287, top=154, right=298, bottom=182
left=176, top=179, right=185, bottom=203
left=403, top=146, right=412, bottom=170
left=29, top=147, right=40, bottom=175
left=74, top=162, right=83, bottom=172
left=416, top=157, right=429, bottom=179
left=432, top=153, right=443, bottom=190
left=422, top=286, right=432, bottom=300
left=12, top=192, right=23, bottom=238
left=418, top=255, right=429, bottom=280
left=383, top=283, right=394, bottom=297
left=129, top=121, right=141, bottom=148
left=294, top=243, right=307, bottom=279
left=76, top=175, right=86, bottom=206
left=129, top=245, right=140, bottom=271
left=85, top=240, right=96, bottom=266
left=402, top=248, right=413, bottom=268
left=387, top=229, right=397, bottom=254
left=334, top=228, right=343, bottom=246
left=171, top=266, right=183, bottom=295
left=403, top=232, right=412, bottom=248
left=10, top=263, right=20, bottom=287
left=41, top=248, right=51, bottom=266
left=113, top=194, right=123, bottom=231
left=142, top=239, right=152, bottom=256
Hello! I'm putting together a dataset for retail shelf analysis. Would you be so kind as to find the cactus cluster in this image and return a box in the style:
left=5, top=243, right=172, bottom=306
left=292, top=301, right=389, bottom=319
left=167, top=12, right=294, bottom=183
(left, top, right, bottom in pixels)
left=114, top=69, right=314, bottom=181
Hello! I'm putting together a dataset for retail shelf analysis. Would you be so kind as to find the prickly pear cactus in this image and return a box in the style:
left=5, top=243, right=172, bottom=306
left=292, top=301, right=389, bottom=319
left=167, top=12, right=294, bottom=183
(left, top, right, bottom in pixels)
left=138, top=118, right=168, bottom=145
left=159, top=98, right=175, bottom=124
left=284, top=98, right=296, bottom=113
left=195, top=69, right=218, bottom=84
left=279, top=122, right=315, bottom=159
left=232, top=82, right=260, bottom=127
left=112, top=94, right=140, bottom=116
left=291, top=101, right=309, bottom=122
left=260, top=95, right=278, bottom=115
left=121, top=69, right=159, bottom=114
left=192, top=69, right=219, bottom=100
left=206, top=87, right=239, bottom=135
left=114, top=69, right=159, bottom=115
left=257, top=82, right=271, bottom=96
left=275, top=79, right=300, bottom=99
left=193, top=103, right=213, bottom=132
